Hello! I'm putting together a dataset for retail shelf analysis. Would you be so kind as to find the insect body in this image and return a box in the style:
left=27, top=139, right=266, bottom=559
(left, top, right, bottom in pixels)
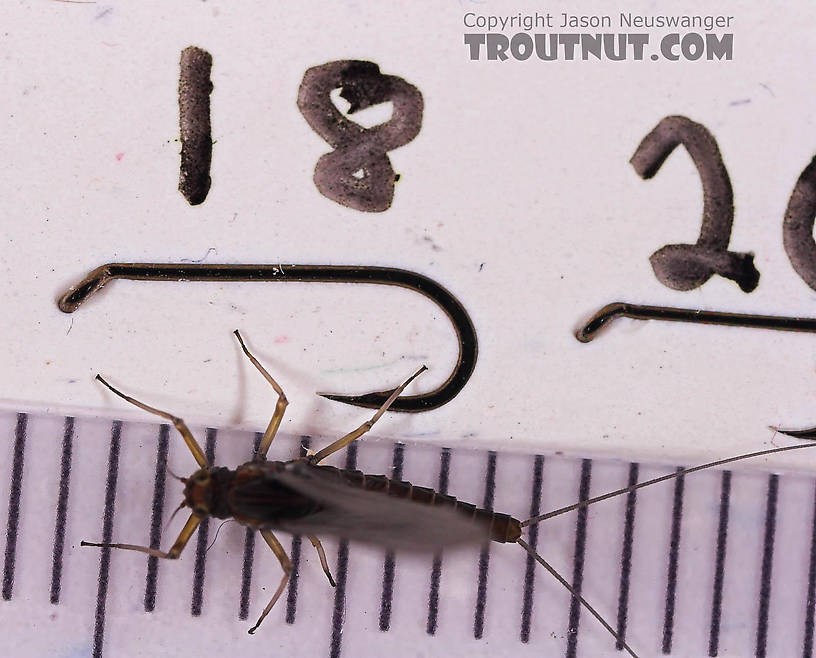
left=83, top=331, right=515, bottom=635
left=82, top=331, right=816, bottom=656
left=182, top=459, right=520, bottom=550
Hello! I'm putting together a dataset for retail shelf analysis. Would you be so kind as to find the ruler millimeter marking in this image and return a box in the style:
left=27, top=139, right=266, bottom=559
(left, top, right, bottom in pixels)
left=614, top=461, right=638, bottom=650
left=190, top=428, right=217, bottom=617
left=566, top=459, right=592, bottom=658
left=520, top=454, right=544, bottom=643
left=662, top=467, right=686, bottom=654
left=91, top=420, right=122, bottom=658
left=50, top=416, right=74, bottom=605
left=4, top=409, right=816, bottom=657
left=473, top=450, right=497, bottom=640
left=378, top=442, right=405, bottom=631
left=803, top=482, right=816, bottom=658
left=329, top=441, right=358, bottom=658
left=283, top=435, right=310, bottom=625
left=425, top=446, right=451, bottom=636
left=2, top=413, right=27, bottom=601
left=708, top=470, right=731, bottom=657
left=239, top=432, right=264, bottom=622
left=144, top=423, right=169, bottom=613
left=756, top=474, right=780, bottom=658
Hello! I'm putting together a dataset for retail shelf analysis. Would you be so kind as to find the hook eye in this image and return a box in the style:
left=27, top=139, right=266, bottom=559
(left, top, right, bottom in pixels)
left=57, top=262, right=477, bottom=412
left=576, top=302, right=816, bottom=343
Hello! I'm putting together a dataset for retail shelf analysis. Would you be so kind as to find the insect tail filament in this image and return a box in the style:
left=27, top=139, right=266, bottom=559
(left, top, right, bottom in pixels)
left=516, top=538, right=639, bottom=658
left=521, top=439, right=816, bottom=527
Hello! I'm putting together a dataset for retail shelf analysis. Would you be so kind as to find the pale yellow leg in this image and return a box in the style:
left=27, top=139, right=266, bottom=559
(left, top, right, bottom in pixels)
left=96, top=375, right=208, bottom=467
left=234, top=330, right=289, bottom=460
left=310, top=365, right=427, bottom=464
left=308, top=535, right=336, bottom=587
left=81, top=513, right=201, bottom=559
left=248, top=530, right=293, bottom=634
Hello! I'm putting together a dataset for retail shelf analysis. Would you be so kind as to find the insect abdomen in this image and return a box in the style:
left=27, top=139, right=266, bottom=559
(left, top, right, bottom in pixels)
left=318, top=465, right=522, bottom=544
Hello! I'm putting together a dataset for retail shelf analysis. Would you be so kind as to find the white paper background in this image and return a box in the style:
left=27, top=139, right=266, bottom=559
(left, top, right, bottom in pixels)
left=3, top=0, right=816, bottom=470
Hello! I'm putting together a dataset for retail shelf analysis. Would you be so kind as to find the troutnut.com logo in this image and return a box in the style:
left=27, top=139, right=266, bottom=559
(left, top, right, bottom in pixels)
left=463, top=12, right=734, bottom=61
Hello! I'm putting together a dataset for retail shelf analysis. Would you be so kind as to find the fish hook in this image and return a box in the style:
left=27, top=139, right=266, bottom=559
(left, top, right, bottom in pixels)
left=57, top=262, right=477, bottom=412
left=576, top=301, right=816, bottom=343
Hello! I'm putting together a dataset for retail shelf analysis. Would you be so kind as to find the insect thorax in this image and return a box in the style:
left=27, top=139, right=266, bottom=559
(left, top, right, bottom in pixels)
left=226, top=461, right=321, bottom=527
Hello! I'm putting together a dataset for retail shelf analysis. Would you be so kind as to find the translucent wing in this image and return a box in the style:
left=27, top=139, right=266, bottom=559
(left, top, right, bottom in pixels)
left=272, top=462, right=489, bottom=551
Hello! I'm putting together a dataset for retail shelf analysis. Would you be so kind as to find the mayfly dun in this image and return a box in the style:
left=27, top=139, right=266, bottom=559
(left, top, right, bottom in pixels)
left=81, top=330, right=816, bottom=656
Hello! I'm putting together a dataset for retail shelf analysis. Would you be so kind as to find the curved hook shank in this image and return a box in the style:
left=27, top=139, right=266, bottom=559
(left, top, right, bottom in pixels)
left=57, top=263, right=477, bottom=412
left=576, top=302, right=816, bottom=343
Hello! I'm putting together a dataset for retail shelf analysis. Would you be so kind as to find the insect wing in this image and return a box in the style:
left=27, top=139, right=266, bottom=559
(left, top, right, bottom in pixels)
left=273, top=463, right=489, bottom=551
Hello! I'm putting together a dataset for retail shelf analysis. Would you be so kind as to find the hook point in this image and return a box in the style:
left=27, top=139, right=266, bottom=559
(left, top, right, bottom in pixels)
left=770, top=425, right=816, bottom=440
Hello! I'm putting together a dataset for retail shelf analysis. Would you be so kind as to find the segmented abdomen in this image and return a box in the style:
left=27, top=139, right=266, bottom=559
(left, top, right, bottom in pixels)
left=316, top=465, right=521, bottom=543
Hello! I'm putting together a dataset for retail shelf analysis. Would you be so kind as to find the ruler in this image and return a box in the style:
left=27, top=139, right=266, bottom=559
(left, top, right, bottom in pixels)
left=2, top=407, right=816, bottom=658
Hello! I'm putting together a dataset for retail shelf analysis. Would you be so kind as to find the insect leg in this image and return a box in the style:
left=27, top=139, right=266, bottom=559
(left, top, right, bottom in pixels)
left=248, top=530, right=293, bottom=634
left=96, top=375, right=208, bottom=467
left=81, top=512, right=201, bottom=559
left=307, top=535, right=336, bottom=587
left=309, top=365, right=427, bottom=464
left=233, top=330, right=289, bottom=460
